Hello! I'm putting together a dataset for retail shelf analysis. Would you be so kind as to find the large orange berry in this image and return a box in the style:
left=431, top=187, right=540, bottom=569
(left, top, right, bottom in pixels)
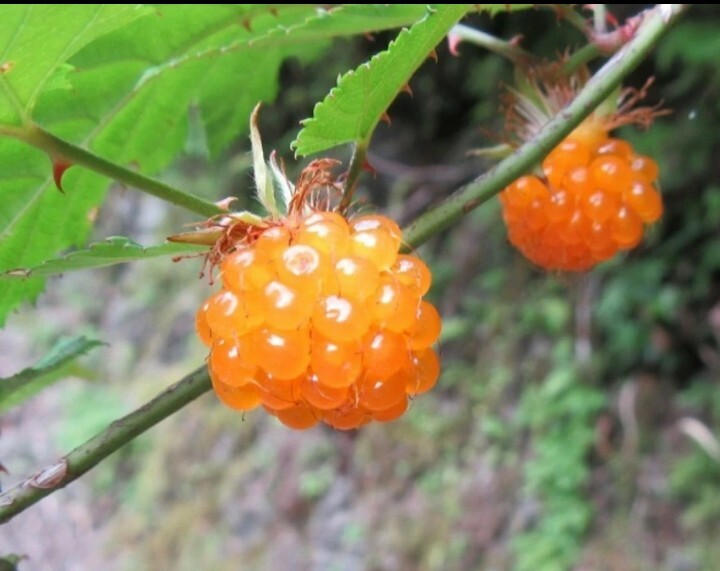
left=500, top=129, right=662, bottom=271
left=196, top=209, right=442, bottom=430
left=495, top=61, right=666, bottom=272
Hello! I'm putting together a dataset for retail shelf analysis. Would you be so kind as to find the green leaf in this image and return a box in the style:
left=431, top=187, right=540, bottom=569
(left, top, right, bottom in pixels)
left=0, top=555, right=24, bottom=571
left=657, top=22, right=720, bottom=69
left=255, top=4, right=434, bottom=44
left=0, top=336, right=103, bottom=412
left=292, top=5, right=472, bottom=156
left=0, top=5, right=149, bottom=125
left=0, top=237, right=208, bottom=279
left=0, top=5, right=441, bottom=326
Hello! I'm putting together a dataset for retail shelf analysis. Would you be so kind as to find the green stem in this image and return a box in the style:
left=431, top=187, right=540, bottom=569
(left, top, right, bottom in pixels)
left=555, top=4, right=591, bottom=35
left=449, top=24, right=535, bottom=63
left=6, top=124, right=223, bottom=218
left=0, top=366, right=211, bottom=524
left=340, top=140, right=368, bottom=213
left=592, top=4, right=608, bottom=35
left=562, top=43, right=602, bottom=75
left=403, top=4, right=688, bottom=249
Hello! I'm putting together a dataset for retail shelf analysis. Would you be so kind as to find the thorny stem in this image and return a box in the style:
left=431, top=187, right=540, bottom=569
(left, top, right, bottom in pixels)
left=340, top=141, right=368, bottom=213
left=3, top=124, right=223, bottom=218
left=449, top=24, right=534, bottom=63
left=0, top=367, right=212, bottom=524
left=403, top=4, right=688, bottom=249
left=0, top=3, right=688, bottom=525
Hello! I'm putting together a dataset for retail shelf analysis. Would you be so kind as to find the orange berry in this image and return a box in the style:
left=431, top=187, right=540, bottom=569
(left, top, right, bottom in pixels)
left=504, top=176, right=547, bottom=209
left=624, top=180, right=663, bottom=223
left=543, top=139, right=591, bottom=187
left=332, top=256, right=380, bottom=300
left=359, top=369, right=409, bottom=412
left=313, top=294, right=370, bottom=342
left=255, top=371, right=299, bottom=410
left=363, top=329, right=411, bottom=378
left=211, top=375, right=262, bottom=411
left=581, top=190, right=620, bottom=224
left=350, top=214, right=402, bottom=241
left=276, top=244, right=329, bottom=295
left=349, top=215, right=402, bottom=270
left=261, top=280, right=313, bottom=330
left=310, top=336, right=362, bottom=389
left=546, top=188, right=574, bottom=223
left=564, top=166, right=590, bottom=196
left=595, top=138, right=634, bottom=160
left=611, top=206, right=644, bottom=249
left=407, top=301, right=442, bottom=350
left=273, top=402, right=320, bottom=430
left=254, top=225, right=292, bottom=260
left=253, top=326, right=310, bottom=380
left=198, top=209, right=442, bottom=429
left=195, top=301, right=213, bottom=347
left=500, top=129, right=662, bottom=271
left=630, top=155, right=659, bottom=183
left=391, top=255, right=432, bottom=297
left=205, top=289, right=264, bottom=339
left=299, top=373, right=350, bottom=410
left=295, top=211, right=351, bottom=259
left=372, top=277, right=418, bottom=332
left=221, top=247, right=274, bottom=292
left=583, top=220, right=616, bottom=262
left=589, top=156, right=632, bottom=193
left=406, top=349, right=441, bottom=395
left=209, top=337, right=256, bottom=387
left=371, top=397, right=408, bottom=422
left=323, top=404, right=369, bottom=431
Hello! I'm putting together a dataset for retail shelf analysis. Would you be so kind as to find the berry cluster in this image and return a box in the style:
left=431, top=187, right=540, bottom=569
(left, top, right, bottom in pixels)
left=500, top=133, right=662, bottom=271
left=195, top=212, right=441, bottom=430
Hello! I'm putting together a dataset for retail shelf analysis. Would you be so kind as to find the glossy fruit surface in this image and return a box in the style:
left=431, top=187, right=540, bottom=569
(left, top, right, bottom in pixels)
left=500, top=133, right=662, bottom=271
left=198, top=211, right=441, bottom=429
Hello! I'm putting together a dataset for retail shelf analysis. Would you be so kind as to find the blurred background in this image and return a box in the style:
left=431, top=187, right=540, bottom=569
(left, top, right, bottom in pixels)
left=2, top=5, right=720, bottom=570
